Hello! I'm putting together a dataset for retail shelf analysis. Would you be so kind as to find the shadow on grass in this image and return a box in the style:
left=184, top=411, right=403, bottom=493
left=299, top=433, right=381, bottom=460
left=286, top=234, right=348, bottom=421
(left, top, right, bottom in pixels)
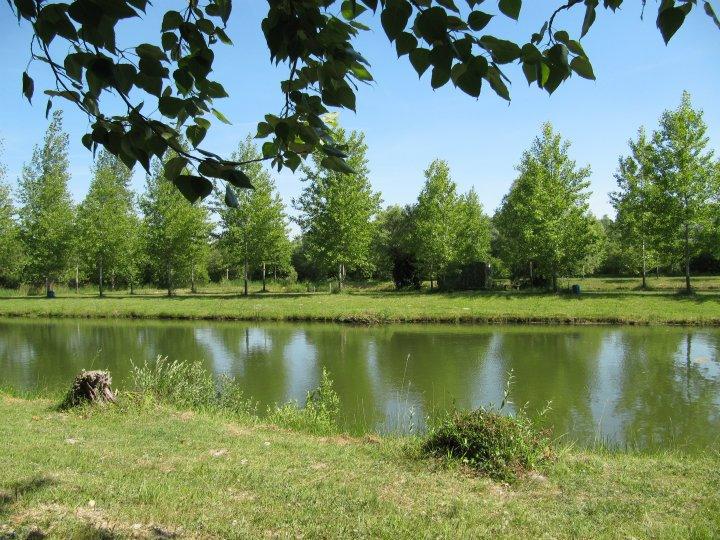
left=0, top=476, right=56, bottom=516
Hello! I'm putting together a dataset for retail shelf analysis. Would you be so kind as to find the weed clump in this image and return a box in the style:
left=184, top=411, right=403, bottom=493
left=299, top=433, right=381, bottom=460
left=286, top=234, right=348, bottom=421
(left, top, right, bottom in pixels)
left=422, top=407, right=550, bottom=482
left=130, top=356, right=255, bottom=416
left=268, top=368, right=340, bottom=435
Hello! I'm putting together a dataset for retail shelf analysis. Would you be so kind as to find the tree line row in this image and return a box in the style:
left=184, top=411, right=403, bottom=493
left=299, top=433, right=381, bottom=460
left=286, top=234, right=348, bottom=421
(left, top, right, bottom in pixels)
left=0, top=93, right=717, bottom=296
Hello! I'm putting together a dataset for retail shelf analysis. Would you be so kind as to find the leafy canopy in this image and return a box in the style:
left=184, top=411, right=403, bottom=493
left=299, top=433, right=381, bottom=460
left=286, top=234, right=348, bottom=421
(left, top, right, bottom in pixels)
left=9, top=0, right=718, bottom=203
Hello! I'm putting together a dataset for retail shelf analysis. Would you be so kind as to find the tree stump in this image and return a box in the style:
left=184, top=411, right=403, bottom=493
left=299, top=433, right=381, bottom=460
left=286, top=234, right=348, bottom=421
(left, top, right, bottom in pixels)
left=61, top=370, right=116, bottom=408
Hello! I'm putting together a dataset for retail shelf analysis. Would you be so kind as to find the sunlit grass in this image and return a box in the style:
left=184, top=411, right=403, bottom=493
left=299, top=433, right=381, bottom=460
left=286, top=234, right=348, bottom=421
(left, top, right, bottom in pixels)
left=0, top=283, right=718, bottom=325
left=1, top=393, right=718, bottom=538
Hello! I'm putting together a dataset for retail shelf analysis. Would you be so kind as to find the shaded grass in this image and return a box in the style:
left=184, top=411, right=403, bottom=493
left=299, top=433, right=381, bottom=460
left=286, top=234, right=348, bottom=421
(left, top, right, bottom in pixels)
left=0, top=287, right=719, bottom=326
left=1, top=394, right=718, bottom=539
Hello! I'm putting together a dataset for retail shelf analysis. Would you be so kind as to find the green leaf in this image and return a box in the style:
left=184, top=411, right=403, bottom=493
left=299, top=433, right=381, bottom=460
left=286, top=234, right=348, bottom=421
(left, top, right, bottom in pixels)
left=321, top=156, right=356, bottom=175
left=161, top=10, right=183, bottom=31
left=416, top=7, right=448, bottom=42
left=498, top=0, right=521, bottom=21
left=173, top=174, right=213, bottom=204
left=164, top=156, right=188, bottom=181
left=212, top=108, right=232, bottom=124
left=431, top=66, right=451, bottom=89
left=221, top=168, right=254, bottom=189
left=186, top=124, right=207, bottom=147
left=22, top=71, right=34, bottom=104
left=395, top=32, right=418, bottom=56
left=657, top=6, right=686, bottom=44
left=341, top=0, right=367, bottom=20
left=705, top=1, right=720, bottom=30
left=485, top=66, right=510, bottom=101
left=381, top=0, right=412, bottom=41
left=468, top=11, right=493, bottom=31
left=570, top=56, right=595, bottom=80
left=581, top=0, right=598, bottom=38
left=224, top=184, right=239, bottom=207
left=409, top=48, right=431, bottom=77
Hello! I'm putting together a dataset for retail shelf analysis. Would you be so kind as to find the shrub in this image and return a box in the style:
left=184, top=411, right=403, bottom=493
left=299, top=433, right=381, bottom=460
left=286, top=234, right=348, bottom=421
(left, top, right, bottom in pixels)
left=268, top=368, right=340, bottom=435
left=422, top=407, right=550, bottom=482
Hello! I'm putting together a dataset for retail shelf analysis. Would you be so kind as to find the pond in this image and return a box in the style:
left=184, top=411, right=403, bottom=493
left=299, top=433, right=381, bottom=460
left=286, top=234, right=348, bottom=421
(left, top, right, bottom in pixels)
left=1, top=318, right=719, bottom=450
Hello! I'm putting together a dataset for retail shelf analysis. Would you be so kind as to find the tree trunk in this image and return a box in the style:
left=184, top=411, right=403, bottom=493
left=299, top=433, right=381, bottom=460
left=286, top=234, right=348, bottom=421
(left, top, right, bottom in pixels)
left=552, top=273, right=558, bottom=293
left=529, top=261, right=534, bottom=288
left=45, top=277, right=51, bottom=298
left=130, top=279, right=135, bottom=295
left=641, top=239, right=647, bottom=289
left=337, top=263, right=343, bottom=292
left=244, top=258, right=248, bottom=296
left=61, top=370, right=116, bottom=409
left=99, top=263, right=104, bottom=298
left=111, top=272, right=115, bottom=291
left=167, top=264, right=172, bottom=297
left=191, top=267, right=196, bottom=294
left=262, top=262, right=267, bottom=292
left=684, top=222, right=691, bottom=294
left=75, top=266, right=79, bottom=294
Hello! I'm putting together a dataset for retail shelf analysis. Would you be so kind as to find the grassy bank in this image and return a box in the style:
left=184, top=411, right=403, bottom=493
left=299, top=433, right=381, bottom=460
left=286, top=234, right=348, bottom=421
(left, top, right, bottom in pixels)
left=0, top=288, right=719, bottom=325
left=1, top=393, right=718, bottom=538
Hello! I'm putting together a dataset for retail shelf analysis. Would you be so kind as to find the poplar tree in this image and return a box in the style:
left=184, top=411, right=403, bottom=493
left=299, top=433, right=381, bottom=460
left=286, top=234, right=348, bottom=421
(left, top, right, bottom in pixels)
left=17, top=111, right=75, bottom=296
left=454, top=188, right=491, bottom=266
left=294, top=127, right=381, bottom=290
left=610, top=128, right=658, bottom=288
left=413, top=159, right=459, bottom=289
left=649, top=92, right=716, bottom=294
left=75, top=150, right=137, bottom=296
left=140, top=154, right=211, bottom=296
left=217, top=137, right=291, bottom=294
left=494, top=123, right=595, bottom=291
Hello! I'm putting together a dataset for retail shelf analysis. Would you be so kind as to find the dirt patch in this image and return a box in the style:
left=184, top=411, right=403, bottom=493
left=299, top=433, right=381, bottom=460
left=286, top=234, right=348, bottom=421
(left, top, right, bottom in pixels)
left=224, top=423, right=253, bottom=437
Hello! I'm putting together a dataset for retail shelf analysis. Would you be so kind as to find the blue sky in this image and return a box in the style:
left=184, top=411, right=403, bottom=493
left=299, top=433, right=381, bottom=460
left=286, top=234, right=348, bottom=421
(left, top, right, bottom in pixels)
left=1, top=2, right=718, bottom=225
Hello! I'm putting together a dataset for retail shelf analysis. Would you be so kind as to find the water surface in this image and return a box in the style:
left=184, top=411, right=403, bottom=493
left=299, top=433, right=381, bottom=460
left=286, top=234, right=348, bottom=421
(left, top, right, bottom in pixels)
left=1, top=318, right=719, bottom=450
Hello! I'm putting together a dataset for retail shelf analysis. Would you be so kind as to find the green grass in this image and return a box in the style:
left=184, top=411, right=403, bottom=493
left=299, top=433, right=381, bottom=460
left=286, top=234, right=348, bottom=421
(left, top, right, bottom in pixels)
left=0, top=286, right=719, bottom=325
left=1, top=393, right=718, bottom=539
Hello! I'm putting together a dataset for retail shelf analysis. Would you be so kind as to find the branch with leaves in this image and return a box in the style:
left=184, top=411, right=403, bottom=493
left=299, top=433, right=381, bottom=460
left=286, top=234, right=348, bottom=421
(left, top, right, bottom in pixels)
left=9, top=0, right=719, bottom=205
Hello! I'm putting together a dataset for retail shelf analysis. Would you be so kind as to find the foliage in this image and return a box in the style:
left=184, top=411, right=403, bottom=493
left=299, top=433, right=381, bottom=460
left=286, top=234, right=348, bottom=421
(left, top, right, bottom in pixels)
left=610, top=128, right=660, bottom=286
left=373, top=204, right=421, bottom=288
left=268, top=368, right=341, bottom=435
left=413, top=159, right=460, bottom=286
left=648, top=92, right=718, bottom=293
left=140, top=153, right=212, bottom=295
left=423, top=406, right=550, bottom=482
left=215, top=136, right=292, bottom=291
left=10, top=0, right=716, bottom=204
left=75, top=150, right=138, bottom=295
left=0, top=145, right=24, bottom=287
left=454, top=188, right=491, bottom=266
left=294, top=126, right=381, bottom=286
left=494, top=123, right=596, bottom=290
left=16, top=111, right=75, bottom=293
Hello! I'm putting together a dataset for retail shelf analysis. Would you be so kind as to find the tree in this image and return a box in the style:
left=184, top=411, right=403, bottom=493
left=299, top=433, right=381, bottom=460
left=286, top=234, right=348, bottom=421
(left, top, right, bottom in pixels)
left=140, top=154, right=212, bottom=296
left=373, top=205, right=421, bottom=289
left=610, top=128, right=659, bottom=288
left=216, top=136, right=292, bottom=294
left=494, top=123, right=595, bottom=291
left=17, top=111, right=75, bottom=296
left=649, top=92, right=717, bottom=294
left=454, top=188, right=491, bottom=266
left=294, top=127, right=381, bottom=290
left=0, top=142, right=24, bottom=287
left=75, top=150, right=137, bottom=296
left=10, top=1, right=716, bottom=204
left=413, top=159, right=459, bottom=289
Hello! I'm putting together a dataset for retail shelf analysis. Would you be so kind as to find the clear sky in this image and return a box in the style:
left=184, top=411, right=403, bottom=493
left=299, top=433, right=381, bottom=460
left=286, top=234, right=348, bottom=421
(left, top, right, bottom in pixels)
left=1, top=2, right=718, bottom=226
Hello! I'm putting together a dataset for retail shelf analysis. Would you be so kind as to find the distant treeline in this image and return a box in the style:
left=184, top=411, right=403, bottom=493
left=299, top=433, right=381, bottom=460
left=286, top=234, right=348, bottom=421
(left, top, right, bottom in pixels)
left=0, top=92, right=718, bottom=296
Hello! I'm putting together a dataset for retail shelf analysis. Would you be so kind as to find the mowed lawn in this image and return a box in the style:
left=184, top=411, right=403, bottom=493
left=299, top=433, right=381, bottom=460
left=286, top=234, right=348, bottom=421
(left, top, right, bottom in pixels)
left=0, top=288, right=719, bottom=325
left=1, top=395, right=718, bottom=539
